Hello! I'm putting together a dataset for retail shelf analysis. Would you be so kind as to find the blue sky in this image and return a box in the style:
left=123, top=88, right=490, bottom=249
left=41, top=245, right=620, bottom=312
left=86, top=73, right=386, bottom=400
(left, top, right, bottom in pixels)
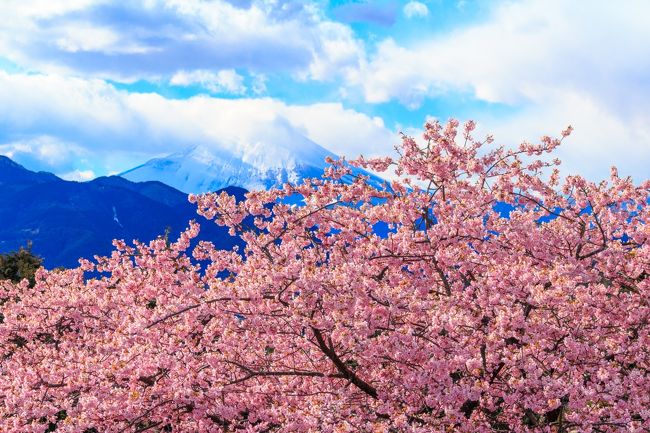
left=0, top=0, right=648, bottom=182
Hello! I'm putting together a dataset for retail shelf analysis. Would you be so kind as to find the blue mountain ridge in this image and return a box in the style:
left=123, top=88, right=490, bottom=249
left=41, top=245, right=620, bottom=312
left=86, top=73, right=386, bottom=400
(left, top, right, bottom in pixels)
left=0, top=156, right=245, bottom=269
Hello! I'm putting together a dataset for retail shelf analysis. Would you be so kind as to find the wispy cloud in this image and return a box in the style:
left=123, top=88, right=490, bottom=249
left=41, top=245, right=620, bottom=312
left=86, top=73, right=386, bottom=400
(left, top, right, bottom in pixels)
left=170, top=69, right=247, bottom=95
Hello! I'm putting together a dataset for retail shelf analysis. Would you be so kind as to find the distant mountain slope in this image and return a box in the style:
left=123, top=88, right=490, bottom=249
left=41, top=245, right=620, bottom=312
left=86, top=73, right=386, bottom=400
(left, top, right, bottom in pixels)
left=0, top=155, right=61, bottom=186
left=0, top=156, right=245, bottom=269
left=120, top=142, right=385, bottom=194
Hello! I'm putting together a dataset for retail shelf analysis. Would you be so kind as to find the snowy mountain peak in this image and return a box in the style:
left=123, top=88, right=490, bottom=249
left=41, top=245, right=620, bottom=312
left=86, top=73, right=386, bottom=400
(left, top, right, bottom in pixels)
left=119, top=133, right=353, bottom=194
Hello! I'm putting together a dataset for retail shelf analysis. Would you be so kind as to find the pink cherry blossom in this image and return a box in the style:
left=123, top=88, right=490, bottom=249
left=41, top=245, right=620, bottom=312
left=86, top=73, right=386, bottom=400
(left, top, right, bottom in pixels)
left=1, top=120, right=648, bottom=432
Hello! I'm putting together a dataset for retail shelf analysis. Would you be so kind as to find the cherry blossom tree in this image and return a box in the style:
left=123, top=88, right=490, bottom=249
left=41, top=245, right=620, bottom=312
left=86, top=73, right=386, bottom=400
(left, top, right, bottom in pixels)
left=1, top=120, right=649, bottom=432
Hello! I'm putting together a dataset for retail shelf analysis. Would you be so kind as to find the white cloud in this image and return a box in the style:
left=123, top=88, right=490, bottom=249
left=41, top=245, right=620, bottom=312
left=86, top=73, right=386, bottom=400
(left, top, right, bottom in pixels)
left=403, top=1, right=429, bottom=19
left=0, top=0, right=364, bottom=84
left=54, top=25, right=119, bottom=53
left=250, top=72, right=267, bottom=95
left=170, top=69, right=247, bottom=94
left=0, top=72, right=136, bottom=140
left=0, top=0, right=97, bottom=19
left=346, top=0, right=650, bottom=181
left=283, top=103, right=394, bottom=157
left=59, top=169, right=96, bottom=181
left=0, top=135, right=88, bottom=165
left=122, top=94, right=395, bottom=161
left=354, top=0, right=650, bottom=109
left=0, top=133, right=98, bottom=177
left=304, top=21, right=365, bottom=81
left=1, top=67, right=645, bottom=182
left=473, top=90, right=650, bottom=181
left=0, top=71, right=396, bottom=176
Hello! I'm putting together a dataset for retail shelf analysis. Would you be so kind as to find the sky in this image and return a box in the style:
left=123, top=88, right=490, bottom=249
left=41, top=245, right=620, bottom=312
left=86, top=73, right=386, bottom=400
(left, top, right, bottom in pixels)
left=0, top=0, right=648, bottom=182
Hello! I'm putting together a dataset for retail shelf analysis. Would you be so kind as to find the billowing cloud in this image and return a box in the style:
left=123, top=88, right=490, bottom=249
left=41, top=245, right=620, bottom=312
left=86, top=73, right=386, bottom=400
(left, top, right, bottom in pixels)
left=345, top=0, right=650, bottom=181
left=0, top=0, right=364, bottom=84
left=351, top=0, right=650, bottom=110
left=283, top=103, right=394, bottom=157
left=0, top=71, right=395, bottom=177
left=403, top=2, right=429, bottom=19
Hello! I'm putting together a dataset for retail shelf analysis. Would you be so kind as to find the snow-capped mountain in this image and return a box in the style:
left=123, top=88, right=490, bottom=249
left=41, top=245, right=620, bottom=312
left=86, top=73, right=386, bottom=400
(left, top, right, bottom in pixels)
left=120, top=134, right=384, bottom=193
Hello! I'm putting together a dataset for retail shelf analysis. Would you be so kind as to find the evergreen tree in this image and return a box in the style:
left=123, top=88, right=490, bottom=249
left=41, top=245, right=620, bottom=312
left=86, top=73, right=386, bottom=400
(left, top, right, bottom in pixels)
left=0, top=241, right=43, bottom=286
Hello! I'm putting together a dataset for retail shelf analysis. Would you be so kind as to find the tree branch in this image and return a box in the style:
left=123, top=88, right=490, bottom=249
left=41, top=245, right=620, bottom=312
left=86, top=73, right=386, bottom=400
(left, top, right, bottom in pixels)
left=311, top=327, right=378, bottom=399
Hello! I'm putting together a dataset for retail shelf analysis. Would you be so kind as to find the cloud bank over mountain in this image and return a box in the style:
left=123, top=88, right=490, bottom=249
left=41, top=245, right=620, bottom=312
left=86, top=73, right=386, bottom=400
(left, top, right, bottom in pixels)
left=0, top=71, right=394, bottom=178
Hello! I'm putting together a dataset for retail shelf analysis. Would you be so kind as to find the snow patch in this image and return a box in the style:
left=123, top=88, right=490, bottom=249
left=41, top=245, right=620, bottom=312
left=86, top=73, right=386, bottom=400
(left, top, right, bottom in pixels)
left=112, top=206, right=123, bottom=227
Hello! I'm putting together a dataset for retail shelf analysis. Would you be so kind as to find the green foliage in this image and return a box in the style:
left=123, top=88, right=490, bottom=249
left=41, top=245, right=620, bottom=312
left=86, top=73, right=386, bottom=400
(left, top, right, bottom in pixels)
left=0, top=241, right=43, bottom=286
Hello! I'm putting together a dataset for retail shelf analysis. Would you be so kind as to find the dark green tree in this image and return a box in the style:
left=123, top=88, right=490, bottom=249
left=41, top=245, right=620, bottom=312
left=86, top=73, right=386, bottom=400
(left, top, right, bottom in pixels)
left=0, top=241, right=43, bottom=286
